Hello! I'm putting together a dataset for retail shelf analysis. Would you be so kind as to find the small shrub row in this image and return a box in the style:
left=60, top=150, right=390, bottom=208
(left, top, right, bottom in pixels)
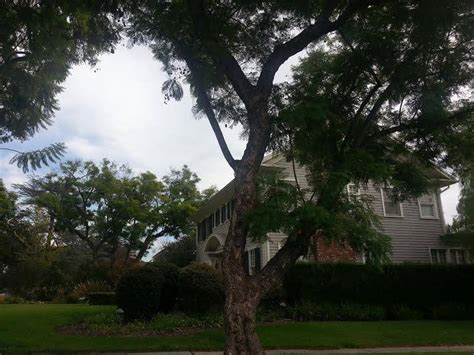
left=286, top=302, right=386, bottom=321
left=116, top=262, right=224, bottom=321
left=82, top=311, right=223, bottom=334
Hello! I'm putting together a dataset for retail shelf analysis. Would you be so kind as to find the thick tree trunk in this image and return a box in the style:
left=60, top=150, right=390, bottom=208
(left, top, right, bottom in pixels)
left=224, top=279, right=262, bottom=354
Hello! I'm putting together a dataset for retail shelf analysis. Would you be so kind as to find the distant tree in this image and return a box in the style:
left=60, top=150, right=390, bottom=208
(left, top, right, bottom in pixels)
left=16, top=160, right=212, bottom=265
left=152, top=235, right=196, bottom=267
left=0, top=1, right=121, bottom=171
left=445, top=168, right=474, bottom=254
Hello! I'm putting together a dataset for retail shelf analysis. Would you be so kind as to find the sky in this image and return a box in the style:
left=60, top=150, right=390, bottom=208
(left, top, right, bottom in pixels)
left=0, top=44, right=461, bottom=256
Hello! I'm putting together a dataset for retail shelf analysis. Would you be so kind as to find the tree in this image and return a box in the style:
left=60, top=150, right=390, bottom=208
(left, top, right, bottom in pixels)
left=445, top=168, right=474, bottom=254
left=152, top=235, right=196, bottom=267
left=16, top=160, right=211, bottom=265
left=0, top=1, right=121, bottom=171
left=122, top=1, right=473, bottom=352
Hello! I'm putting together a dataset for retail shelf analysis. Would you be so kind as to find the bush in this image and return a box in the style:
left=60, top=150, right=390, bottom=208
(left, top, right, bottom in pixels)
left=388, top=305, right=424, bottom=320
left=284, top=262, right=474, bottom=319
left=150, top=261, right=180, bottom=313
left=432, top=303, right=474, bottom=320
left=88, top=292, right=116, bottom=305
left=116, top=266, right=164, bottom=321
left=287, top=302, right=385, bottom=321
left=59, top=280, right=113, bottom=304
left=177, top=263, right=224, bottom=314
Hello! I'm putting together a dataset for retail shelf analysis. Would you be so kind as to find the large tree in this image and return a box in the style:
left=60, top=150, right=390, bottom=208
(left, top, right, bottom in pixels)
left=2, top=1, right=472, bottom=352
left=122, top=1, right=473, bottom=353
left=16, top=160, right=209, bottom=265
left=0, top=0, right=121, bottom=171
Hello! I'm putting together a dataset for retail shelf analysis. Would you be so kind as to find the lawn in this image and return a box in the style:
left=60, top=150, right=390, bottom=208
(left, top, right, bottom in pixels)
left=2, top=304, right=474, bottom=354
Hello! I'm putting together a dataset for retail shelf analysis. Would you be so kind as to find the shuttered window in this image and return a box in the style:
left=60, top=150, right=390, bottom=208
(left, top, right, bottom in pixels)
left=246, top=247, right=261, bottom=276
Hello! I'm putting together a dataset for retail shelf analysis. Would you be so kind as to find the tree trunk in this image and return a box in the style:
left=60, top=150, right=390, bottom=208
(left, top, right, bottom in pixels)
left=224, top=277, right=263, bottom=354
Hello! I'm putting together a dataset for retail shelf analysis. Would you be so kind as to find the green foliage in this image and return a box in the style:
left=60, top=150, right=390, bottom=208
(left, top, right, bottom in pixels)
left=286, top=302, right=386, bottom=322
left=284, top=263, right=474, bottom=315
left=150, top=261, right=180, bottom=313
left=116, top=266, right=164, bottom=321
left=82, top=310, right=223, bottom=335
left=15, top=161, right=210, bottom=264
left=87, top=292, right=116, bottom=306
left=177, top=263, right=224, bottom=314
left=9, top=143, right=66, bottom=173
left=153, top=235, right=196, bottom=267
left=0, top=1, right=121, bottom=170
left=445, top=168, right=474, bottom=254
left=65, top=280, right=113, bottom=304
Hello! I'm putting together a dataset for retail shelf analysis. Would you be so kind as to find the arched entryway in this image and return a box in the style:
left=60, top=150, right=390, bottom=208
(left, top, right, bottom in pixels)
left=204, top=235, right=223, bottom=270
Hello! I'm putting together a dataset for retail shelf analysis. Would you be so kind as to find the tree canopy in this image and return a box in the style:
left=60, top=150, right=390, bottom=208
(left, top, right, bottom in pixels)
left=0, top=0, right=121, bottom=171
left=15, top=160, right=212, bottom=264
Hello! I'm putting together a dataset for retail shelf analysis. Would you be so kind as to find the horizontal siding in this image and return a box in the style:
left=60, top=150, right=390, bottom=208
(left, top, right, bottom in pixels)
left=364, top=184, right=447, bottom=263
left=197, top=156, right=449, bottom=264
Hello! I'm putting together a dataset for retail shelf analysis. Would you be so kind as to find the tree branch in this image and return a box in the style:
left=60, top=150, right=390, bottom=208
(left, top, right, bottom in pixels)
left=184, top=54, right=238, bottom=170
left=256, top=0, right=375, bottom=97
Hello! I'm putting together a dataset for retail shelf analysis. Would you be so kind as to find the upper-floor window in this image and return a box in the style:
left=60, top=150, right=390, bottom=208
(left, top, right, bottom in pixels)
left=418, top=193, right=438, bottom=219
left=381, top=188, right=403, bottom=217
left=347, top=183, right=360, bottom=197
left=198, top=199, right=236, bottom=242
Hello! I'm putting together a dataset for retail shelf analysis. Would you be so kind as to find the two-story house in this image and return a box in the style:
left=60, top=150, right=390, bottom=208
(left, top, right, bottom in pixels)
left=193, top=153, right=469, bottom=273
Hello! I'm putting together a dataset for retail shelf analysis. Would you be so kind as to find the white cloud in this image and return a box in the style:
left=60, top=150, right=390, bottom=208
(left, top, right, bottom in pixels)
left=0, top=44, right=461, bottom=230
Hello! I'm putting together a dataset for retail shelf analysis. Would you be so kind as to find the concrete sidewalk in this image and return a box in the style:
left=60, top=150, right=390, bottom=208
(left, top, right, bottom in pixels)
left=86, top=345, right=474, bottom=354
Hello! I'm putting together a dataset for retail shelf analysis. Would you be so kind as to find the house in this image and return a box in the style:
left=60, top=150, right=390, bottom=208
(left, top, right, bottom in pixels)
left=193, top=154, right=469, bottom=273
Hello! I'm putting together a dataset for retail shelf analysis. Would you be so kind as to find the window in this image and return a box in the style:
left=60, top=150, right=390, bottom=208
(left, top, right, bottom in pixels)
left=430, top=249, right=447, bottom=263
left=206, top=215, right=213, bottom=235
left=381, top=188, right=403, bottom=217
left=418, top=193, right=438, bottom=219
left=215, top=209, right=221, bottom=226
left=450, top=249, right=468, bottom=265
left=226, top=201, right=231, bottom=219
left=347, top=183, right=360, bottom=197
left=221, top=205, right=227, bottom=223
left=246, top=248, right=261, bottom=275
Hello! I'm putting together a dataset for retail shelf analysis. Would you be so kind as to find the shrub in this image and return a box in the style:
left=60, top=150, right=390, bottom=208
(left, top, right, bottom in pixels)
left=116, top=266, right=164, bottom=321
left=88, top=292, right=116, bottom=305
left=151, top=261, right=180, bottom=313
left=64, top=280, right=113, bottom=304
left=286, top=302, right=385, bottom=321
left=388, top=305, right=424, bottom=320
left=284, top=262, right=474, bottom=318
left=177, top=263, right=224, bottom=314
left=432, top=303, right=474, bottom=320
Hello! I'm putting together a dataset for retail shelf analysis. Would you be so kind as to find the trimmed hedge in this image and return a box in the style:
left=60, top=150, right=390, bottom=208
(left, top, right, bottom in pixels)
left=116, top=266, right=164, bottom=321
left=177, top=263, right=224, bottom=314
left=284, top=262, right=474, bottom=318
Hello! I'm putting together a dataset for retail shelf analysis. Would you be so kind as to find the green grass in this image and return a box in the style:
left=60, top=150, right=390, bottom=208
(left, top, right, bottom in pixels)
left=1, top=304, right=474, bottom=353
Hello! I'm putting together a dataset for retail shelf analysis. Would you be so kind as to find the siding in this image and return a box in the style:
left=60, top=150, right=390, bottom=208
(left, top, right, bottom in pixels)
left=196, top=154, right=449, bottom=264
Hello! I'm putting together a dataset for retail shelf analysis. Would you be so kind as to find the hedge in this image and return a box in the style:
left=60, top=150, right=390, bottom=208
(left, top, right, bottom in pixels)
left=284, top=262, right=474, bottom=314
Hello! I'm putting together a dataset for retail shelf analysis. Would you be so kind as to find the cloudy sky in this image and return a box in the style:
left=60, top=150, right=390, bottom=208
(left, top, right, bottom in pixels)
left=0, top=44, right=461, bottom=253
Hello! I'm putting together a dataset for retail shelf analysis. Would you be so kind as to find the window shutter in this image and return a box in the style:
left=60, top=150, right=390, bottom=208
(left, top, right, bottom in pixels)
left=244, top=251, right=250, bottom=275
left=255, top=247, right=261, bottom=271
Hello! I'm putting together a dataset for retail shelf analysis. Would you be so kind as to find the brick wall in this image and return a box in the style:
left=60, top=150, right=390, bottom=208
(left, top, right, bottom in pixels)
left=313, top=238, right=357, bottom=262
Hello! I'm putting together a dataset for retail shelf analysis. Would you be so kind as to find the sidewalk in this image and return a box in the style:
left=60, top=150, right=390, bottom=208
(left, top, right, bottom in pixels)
left=86, top=345, right=474, bottom=354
